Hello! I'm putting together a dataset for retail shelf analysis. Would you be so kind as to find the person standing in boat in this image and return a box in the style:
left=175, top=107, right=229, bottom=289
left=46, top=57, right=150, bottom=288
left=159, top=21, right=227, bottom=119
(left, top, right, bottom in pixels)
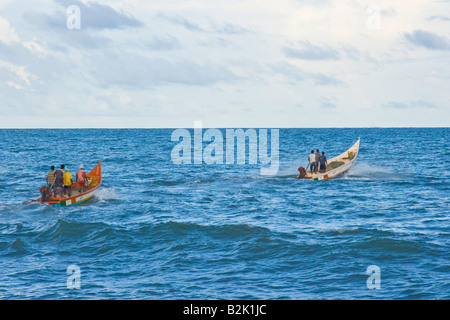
left=315, top=149, right=320, bottom=173
left=76, top=164, right=88, bottom=193
left=319, top=151, right=328, bottom=173
left=308, top=150, right=316, bottom=173
left=46, top=166, right=56, bottom=197
left=63, top=167, right=73, bottom=197
left=55, top=164, right=65, bottom=196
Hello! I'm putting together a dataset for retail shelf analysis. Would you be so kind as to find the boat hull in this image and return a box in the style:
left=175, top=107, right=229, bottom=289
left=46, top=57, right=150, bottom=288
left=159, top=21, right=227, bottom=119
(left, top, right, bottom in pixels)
left=47, top=189, right=98, bottom=207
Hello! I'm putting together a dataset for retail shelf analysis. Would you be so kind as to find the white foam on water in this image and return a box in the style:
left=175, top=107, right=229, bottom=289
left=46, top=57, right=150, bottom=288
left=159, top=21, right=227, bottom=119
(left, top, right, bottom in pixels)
left=248, top=159, right=305, bottom=180
left=248, top=161, right=406, bottom=181
left=342, top=162, right=402, bottom=180
left=95, top=188, right=120, bottom=201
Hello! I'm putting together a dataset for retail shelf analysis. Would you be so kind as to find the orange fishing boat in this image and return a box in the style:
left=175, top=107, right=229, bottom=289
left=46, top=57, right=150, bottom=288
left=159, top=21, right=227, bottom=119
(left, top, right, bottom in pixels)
left=30, top=160, right=102, bottom=207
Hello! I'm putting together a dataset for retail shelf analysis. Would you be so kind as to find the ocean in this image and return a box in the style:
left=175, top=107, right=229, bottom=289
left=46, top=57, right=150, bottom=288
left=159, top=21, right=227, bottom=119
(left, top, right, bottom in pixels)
left=0, top=128, right=448, bottom=300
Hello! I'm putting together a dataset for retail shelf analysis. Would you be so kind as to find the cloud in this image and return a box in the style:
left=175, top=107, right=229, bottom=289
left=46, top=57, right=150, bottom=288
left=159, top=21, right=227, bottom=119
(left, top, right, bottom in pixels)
left=270, top=61, right=344, bottom=86
left=0, top=60, right=38, bottom=89
left=158, top=13, right=205, bottom=32
left=282, top=40, right=341, bottom=60
left=208, top=18, right=249, bottom=35
left=158, top=13, right=249, bottom=35
left=310, top=73, right=344, bottom=86
left=90, top=52, right=239, bottom=88
left=382, top=100, right=437, bottom=109
left=0, top=16, right=48, bottom=57
left=426, top=15, right=450, bottom=22
left=0, top=16, right=20, bottom=45
left=270, top=61, right=304, bottom=81
left=22, top=38, right=47, bottom=57
left=145, top=35, right=182, bottom=51
left=54, top=29, right=110, bottom=50
left=404, top=30, right=450, bottom=51
left=320, top=97, right=337, bottom=109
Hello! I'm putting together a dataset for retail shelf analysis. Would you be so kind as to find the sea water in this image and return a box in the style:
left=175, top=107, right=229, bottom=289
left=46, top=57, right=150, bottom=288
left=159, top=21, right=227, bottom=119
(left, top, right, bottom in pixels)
left=0, top=128, right=448, bottom=299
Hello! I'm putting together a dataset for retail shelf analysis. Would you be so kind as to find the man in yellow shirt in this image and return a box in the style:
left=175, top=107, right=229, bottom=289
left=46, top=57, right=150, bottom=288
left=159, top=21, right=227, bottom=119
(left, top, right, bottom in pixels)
left=63, top=167, right=73, bottom=197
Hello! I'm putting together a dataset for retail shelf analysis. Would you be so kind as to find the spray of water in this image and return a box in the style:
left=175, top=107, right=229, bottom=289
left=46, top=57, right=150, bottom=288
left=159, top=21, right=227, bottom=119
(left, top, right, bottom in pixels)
left=342, top=162, right=401, bottom=180
left=94, top=188, right=120, bottom=201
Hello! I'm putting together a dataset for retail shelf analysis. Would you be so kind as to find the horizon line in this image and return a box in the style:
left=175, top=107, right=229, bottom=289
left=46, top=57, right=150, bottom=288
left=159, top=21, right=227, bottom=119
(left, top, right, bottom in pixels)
left=0, top=126, right=448, bottom=129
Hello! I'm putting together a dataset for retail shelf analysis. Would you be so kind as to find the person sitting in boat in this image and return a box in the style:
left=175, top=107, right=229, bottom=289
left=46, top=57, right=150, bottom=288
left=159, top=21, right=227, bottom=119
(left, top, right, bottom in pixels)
left=55, top=164, right=65, bottom=196
left=63, top=167, right=73, bottom=197
left=297, top=167, right=306, bottom=179
left=308, top=150, right=316, bottom=173
left=76, top=164, right=88, bottom=193
left=46, top=166, right=56, bottom=197
left=319, top=151, right=328, bottom=173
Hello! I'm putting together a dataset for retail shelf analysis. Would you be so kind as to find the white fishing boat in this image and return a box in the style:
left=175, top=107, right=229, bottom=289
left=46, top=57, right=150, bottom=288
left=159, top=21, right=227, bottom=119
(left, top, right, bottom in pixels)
left=296, top=138, right=360, bottom=181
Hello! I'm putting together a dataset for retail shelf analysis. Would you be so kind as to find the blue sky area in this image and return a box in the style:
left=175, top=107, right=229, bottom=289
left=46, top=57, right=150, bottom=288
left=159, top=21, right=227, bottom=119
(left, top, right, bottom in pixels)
left=0, top=0, right=449, bottom=128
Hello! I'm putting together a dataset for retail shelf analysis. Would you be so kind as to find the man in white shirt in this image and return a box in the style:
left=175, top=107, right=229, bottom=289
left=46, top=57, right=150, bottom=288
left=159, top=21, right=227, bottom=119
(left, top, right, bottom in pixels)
left=308, top=150, right=316, bottom=173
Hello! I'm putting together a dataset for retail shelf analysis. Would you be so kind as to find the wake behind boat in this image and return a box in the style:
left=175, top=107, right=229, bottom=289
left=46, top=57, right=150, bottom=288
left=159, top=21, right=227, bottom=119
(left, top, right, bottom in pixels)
left=296, top=138, right=360, bottom=181
left=29, top=160, right=102, bottom=207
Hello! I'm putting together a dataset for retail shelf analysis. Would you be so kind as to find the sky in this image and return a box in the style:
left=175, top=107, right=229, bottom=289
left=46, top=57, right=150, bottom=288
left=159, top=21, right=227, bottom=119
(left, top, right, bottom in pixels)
left=0, top=0, right=449, bottom=128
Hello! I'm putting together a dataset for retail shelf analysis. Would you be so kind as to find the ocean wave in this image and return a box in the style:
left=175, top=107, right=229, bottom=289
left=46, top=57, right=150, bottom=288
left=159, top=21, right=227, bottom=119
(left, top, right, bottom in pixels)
left=35, top=219, right=112, bottom=242
left=4, top=238, right=29, bottom=256
left=151, top=179, right=187, bottom=186
left=30, top=220, right=288, bottom=251
left=148, top=221, right=274, bottom=238
left=316, top=226, right=362, bottom=235
left=0, top=201, right=54, bottom=217
left=353, top=237, right=429, bottom=254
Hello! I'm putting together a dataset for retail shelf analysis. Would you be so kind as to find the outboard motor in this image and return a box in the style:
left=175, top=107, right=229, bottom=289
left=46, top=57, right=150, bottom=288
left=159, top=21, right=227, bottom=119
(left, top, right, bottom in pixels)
left=297, top=167, right=306, bottom=179
left=39, top=185, right=51, bottom=202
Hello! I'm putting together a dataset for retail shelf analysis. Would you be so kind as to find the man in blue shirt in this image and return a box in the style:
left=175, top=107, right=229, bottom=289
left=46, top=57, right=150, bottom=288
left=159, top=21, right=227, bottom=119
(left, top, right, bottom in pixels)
left=319, top=152, right=328, bottom=173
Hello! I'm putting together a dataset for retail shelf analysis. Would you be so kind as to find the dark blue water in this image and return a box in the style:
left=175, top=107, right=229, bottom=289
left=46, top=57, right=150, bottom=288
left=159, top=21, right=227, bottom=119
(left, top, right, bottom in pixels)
left=0, top=128, right=448, bottom=299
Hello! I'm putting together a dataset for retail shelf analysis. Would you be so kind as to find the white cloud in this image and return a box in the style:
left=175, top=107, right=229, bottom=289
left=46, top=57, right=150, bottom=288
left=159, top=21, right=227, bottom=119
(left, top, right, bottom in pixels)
left=22, top=38, right=47, bottom=56
left=0, top=16, right=20, bottom=45
left=283, top=40, right=341, bottom=60
left=0, top=60, right=37, bottom=87
left=6, top=80, right=24, bottom=90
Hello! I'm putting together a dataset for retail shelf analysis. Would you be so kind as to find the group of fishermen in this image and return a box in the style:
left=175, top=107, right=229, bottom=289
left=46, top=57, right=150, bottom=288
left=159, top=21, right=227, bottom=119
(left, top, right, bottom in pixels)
left=45, top=164, right=88, bottom=198
left=307, top=149, right=328, bottom=174
left=298, top=149, right=328, bottom=179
